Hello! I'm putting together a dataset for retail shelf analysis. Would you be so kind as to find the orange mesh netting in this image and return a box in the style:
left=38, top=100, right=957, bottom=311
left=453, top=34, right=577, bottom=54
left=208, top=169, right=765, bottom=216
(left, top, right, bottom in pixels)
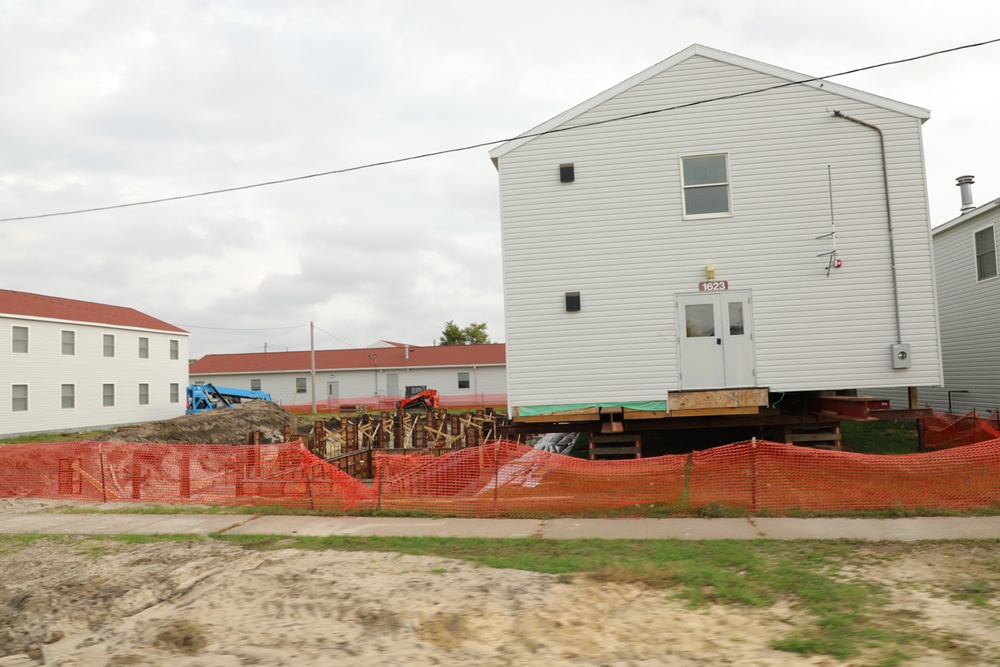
left=2, top=437, right=999, bottom=516
left=0, top=441, right=373, bottom=511
left=924, top=410, right=1000, bottom=450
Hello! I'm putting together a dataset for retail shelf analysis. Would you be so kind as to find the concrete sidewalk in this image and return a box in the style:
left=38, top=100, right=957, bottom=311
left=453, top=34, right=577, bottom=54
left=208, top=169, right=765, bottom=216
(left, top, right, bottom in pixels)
left=2, top=513, right=1000, bottom=540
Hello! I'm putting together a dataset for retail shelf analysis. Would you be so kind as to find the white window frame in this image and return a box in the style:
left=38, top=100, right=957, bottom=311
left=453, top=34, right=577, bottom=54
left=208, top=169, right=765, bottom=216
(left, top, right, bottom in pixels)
left=169, top=339, right=179, bottom=360
left=250, top=379, right=262, bottom=391
left=11, top=384, right=28, bottom=412
left=12, top=326, right=28, bottom=354
left=62, top=384, right=75, bottom=409
left=170, top=383, right=180, bottom=403
left=296, top=377, right=307, bottom=394
left=62, top=330, right=76, bottom=356
left=457, top=372, right=471, bottom=389
left=974, top=224, right=998, bottom=282
left=680, top=153, right=732, bottom=220
left=138, top=337, right=149, bottom=359
left=103, top=334, right=115, bottom=358
left=139, top=383, right=149, bottom=405
left=103, top=383, right=115, bottom=407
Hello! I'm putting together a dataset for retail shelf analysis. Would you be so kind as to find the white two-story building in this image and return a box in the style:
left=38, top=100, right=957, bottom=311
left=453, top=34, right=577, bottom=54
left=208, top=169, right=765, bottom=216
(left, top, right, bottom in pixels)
left=1, top=289, right=189, bottom=438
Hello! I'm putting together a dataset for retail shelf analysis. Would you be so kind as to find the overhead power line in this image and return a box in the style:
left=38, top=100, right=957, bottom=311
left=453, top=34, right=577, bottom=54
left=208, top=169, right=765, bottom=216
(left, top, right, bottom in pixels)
left=2, top=36, right=998, bottom=224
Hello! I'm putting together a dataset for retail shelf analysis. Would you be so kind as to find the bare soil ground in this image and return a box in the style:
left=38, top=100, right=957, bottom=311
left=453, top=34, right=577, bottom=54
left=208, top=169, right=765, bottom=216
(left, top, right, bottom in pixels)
left=94, top=401, right=298, bottom=445
left=0, top=500, right=998, bottom=666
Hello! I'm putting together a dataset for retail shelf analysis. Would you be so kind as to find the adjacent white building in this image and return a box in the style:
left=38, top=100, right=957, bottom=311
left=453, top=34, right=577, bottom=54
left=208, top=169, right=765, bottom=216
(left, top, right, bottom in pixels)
left=879, top=178, right=1000, bottom=414
left=490, top=44, right=942, bottom=419
left=1, top=290, right=189, bottom=438
left=188, top=342, right=507, bottom=410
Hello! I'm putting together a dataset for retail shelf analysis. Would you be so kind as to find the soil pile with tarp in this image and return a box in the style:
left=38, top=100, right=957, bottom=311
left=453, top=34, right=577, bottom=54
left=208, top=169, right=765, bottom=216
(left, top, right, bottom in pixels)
left=96, top=400, right=296, bottom=445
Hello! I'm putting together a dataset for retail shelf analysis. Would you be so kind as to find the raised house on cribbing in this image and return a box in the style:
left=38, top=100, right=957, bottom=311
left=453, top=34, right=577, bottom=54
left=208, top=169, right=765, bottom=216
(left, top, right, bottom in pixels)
left=0, top=289, right=189, bottom=438
left=490, top=44, right=942, bottom=446
left=188, top=341, right=507, bottom=411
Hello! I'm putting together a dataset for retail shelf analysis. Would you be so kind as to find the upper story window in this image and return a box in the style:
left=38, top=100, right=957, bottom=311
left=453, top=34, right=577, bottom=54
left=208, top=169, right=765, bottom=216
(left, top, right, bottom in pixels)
left=681, top=154, right=731, bottom=218
left=170, top=339, right=179, bottom=360
left=12, top=326, right=28, bottom=354
left=62, top=330, right=75, bottom=355
left=975, top=225, right=997, bottom=281
left=138, top=337, right=149, bottom=359
left=103, top=334, right=115, bottom=358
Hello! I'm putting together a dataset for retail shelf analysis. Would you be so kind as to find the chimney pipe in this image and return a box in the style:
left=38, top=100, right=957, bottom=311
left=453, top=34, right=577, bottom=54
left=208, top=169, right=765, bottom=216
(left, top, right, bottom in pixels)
left=957, top=175, right=975, bottom=214
left=404, top=344, right=409, bottom=360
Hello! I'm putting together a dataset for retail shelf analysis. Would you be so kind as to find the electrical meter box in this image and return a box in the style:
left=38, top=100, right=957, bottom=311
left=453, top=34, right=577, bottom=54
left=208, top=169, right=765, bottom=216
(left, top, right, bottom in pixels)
left=891, top=343, right=912, bottom=369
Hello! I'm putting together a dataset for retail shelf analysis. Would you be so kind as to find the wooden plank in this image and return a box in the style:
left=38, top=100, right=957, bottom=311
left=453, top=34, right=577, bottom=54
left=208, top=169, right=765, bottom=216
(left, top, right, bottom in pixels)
left=622, top=410, right=670, bottom=420
left=668, top=406, right=761, bottom=418
left=668, top=388, right=768, bottom=412
left=590, top=435, right=642, bottom=444
left=515, top=412, right=601, bottom=423
left=787, top=432, right=842, bottom=442
left=589, top=447, right=641, bottom=456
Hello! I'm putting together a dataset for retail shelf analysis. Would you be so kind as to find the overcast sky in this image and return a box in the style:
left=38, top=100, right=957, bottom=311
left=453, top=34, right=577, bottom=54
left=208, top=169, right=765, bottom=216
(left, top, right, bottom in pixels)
left=2, top=1, right=998, bottom=359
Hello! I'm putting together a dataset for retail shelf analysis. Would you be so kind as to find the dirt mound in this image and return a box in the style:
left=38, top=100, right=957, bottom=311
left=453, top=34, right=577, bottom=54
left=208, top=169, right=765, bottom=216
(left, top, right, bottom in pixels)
left=96, top=400, right=296, bottom=445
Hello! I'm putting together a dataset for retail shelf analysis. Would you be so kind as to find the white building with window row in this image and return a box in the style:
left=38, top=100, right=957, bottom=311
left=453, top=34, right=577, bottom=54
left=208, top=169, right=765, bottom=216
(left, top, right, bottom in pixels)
left=1, top=290, right=189, bottom=438
left=490, top=44, right=942, bottom=418
left=188, top=342, right=507, bottom=411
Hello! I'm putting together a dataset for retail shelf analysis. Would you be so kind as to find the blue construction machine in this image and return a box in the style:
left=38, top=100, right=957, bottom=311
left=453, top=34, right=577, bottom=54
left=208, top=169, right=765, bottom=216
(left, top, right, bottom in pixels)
left=185, top=383, right=273, bottom=415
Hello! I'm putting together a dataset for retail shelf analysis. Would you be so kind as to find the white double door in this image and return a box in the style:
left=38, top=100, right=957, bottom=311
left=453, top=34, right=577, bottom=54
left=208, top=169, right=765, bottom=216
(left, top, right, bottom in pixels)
left=676, top=291, right=755, bottom=390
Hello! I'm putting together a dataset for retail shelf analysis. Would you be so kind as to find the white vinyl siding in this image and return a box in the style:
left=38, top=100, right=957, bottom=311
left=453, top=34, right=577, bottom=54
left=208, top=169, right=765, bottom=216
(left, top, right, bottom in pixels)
left=902, top=206, right=1000, bottom=414
left=493, top=51, right=941, bottom=409
left=12, top=326, right=28, bottom=354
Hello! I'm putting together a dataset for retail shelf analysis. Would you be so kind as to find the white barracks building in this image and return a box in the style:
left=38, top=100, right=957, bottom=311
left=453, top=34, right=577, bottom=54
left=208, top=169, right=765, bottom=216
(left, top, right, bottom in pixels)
left=1, top=289, right=189, bottom=438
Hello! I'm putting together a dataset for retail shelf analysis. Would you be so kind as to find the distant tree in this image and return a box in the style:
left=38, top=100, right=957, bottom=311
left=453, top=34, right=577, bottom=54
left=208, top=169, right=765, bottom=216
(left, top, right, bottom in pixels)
left=439, top=321, right=491, bottom=346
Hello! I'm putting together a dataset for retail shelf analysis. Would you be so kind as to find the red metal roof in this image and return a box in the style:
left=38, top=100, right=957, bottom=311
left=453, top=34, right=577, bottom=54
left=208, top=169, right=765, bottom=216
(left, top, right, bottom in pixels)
left=190, top=343, right=506, bottom=374
left=0, top=289, right=187, bottom=334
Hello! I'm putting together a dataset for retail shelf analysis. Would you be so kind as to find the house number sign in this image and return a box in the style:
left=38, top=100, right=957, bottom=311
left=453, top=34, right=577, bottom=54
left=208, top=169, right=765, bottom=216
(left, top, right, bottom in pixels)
left=698, top=280, right=729, bottom=292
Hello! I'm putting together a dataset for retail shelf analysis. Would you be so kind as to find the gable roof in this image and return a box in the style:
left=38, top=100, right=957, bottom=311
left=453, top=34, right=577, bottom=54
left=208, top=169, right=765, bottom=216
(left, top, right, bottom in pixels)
left=489, top=44, right=930, bottom=162
left=0, top=289, right=187, bottom=334
left=933, top=197, right=1000, bottom=237
left=189, top=343, right=506, bottom=375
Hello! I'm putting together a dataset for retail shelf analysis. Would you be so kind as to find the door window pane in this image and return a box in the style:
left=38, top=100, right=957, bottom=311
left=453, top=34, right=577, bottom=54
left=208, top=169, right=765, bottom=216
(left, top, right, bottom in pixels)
left=728, top=302, right=745, bottom=336
left=685, top=304, right=715, bottom=337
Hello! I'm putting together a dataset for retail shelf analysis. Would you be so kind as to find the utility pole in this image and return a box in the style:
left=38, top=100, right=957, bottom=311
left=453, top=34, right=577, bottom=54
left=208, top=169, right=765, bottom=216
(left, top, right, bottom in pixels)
left=310, top=321, right=317, bottom=414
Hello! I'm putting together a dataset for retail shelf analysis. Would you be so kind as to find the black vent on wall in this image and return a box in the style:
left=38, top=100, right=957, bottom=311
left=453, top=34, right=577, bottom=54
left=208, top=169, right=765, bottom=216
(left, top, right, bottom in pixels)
left=559, top=164, right=575, bottom=183
left=565, top=292, right=581, bottom=312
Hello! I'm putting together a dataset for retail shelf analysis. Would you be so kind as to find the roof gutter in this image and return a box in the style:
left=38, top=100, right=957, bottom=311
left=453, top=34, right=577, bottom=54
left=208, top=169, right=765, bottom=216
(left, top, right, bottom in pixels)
left=832, top=110, right=902, bottom=345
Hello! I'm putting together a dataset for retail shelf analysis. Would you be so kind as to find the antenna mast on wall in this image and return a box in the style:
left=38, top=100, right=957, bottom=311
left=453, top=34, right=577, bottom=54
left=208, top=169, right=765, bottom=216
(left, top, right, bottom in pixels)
left=816, top=165, right=842, bottom=276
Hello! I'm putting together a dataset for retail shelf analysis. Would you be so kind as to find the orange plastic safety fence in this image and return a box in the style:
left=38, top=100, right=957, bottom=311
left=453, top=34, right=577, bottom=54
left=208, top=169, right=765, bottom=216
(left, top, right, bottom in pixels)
left=3, top=437, right=1000, bottom=516
left=0, top=441, right=373, bottom=511
left=375, top=441, right=689, bottom=517
left=924, top=410, right=1000, bottom=450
